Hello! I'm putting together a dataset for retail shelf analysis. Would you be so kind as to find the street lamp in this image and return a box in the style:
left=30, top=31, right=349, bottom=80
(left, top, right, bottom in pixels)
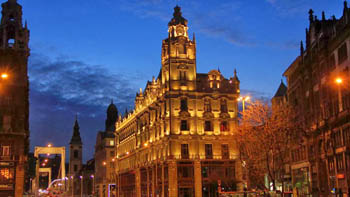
left=80, top=175, right=83, bottom=197
left=335, top=77, right=344, bottom=111
left=91, top=175, right=95, bottom=196
left=1, top=73, right=8, bottom=79
left=237, top=96, right=250, bottom=112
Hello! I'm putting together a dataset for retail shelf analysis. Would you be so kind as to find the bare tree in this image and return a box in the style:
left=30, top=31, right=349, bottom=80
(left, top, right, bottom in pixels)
left=235, top=100, right=301, bottom=193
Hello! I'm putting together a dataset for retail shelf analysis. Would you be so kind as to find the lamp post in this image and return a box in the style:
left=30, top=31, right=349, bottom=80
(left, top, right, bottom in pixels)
left=91, top=175, right=95, bottom=196
left=237, top=96, right=250, bottom=113
left=80, top=175, right=83, bottom=197
left=71, top=176, right=74, bottom=197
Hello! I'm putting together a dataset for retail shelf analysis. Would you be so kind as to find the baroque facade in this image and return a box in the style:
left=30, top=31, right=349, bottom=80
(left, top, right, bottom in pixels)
left=0, top=0, right=30, bottom=196
left=114, top=6, right=242, bottom=197
left=283, top=1, right=350, bottom=196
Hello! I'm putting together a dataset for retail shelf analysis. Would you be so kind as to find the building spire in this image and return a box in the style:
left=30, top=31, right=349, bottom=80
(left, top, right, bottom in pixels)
left=309, top=9, right=314, bottom=23
left=70, top=115, right=82, bottom=145
left=322, top=11, right=326, bottom=21
left=300, top=40, right=304, bottom=56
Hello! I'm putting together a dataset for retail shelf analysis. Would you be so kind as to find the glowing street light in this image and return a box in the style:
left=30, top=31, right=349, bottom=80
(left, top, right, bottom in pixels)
left=335, top=77, right=343, bottom=84
left=47, top=143, right=52, bottom=148
left=1, top=73, right=8, bottom=79
left=237, top=96, right=250, bottom=112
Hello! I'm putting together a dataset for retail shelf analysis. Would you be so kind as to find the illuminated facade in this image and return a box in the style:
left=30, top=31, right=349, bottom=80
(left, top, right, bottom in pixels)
left=0, top=0, right=30, bottom=196
left=114, top=6, right=242, bottom=197
left=283, top=2, right=350, bottom=196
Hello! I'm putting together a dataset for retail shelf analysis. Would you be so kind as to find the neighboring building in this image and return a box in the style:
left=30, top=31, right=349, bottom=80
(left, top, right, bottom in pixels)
left=114, top=6, right=242, bottom=197
left=80, top=158, right=95, bottom=196
left=283, top=2, right=350, bottom=196
left=0, top=0, right=30, bottom=196
left=95, top=101, right=118, bottom=197
left=68, top=117, right=83, bottom=195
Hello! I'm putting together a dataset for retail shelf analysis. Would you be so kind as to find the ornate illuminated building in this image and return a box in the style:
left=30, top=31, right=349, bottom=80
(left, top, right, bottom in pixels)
left=114, top=6, right=242, bottom=197
left=95, top=101, right=118, bottom=197
left=0, top=0, right=30, bottom=196
left=283, top=2, right=350, bottom=196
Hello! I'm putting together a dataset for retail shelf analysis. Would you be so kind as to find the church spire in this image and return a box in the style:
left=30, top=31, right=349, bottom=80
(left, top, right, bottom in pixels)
left=70, top=115, right=82, bottom=145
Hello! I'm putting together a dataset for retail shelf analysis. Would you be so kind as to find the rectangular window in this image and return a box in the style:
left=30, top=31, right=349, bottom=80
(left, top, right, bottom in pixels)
left=180, top=99, right=188, bottom=111
left=181, top=144, right=189, bottom=159
left=220, top=121, right=229, bottom=132
left=220, top=99, right=228, bottom=113
left=110, top=151, right=115, bottom=157
left=109, top=140, right=114, bottom=146
left=74, top=164, right=78, bottom=172
left=2, top=146, right=10, bottom=156
left=221, top=144, right=229, bottom=159
left=336, top=154, right=344, bottom=171
left=205, top=144, right=213, bottom=159
left=0, top=168, right=14, bottom=183
left=180, top=120, right=188, bottom=131
left=204, top=99, right=211, bottom=112
left=110, top=162, right=114, bottom=168
left=338, top=43, right=348, bottom=64
left=204, top=121, right=212, bottom=131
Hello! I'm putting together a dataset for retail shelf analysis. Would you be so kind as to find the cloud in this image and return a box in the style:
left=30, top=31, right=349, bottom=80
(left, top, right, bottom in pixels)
left=29, top=53, right=140, bottom=161
left=116, top=0, right=255, bottom=46
left=266, top=0, right=312, bottom=15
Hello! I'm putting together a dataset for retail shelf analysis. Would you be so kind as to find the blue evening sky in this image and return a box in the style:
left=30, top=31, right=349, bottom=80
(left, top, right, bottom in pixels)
left=9, top=0, right=341, bottom=161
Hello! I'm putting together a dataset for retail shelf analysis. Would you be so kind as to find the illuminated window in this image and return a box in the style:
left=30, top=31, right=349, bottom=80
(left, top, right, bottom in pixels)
left=205, top=144, right=213, bottom=159
left=0, top=168, right=14, bottom=182
left=109, top=140, right=114, bottom=146
left=179, top=71, right=187, bottom=80
left=181, top=144, right=189, bottom=159
left=1, top=146, right=10, bottom=156
left=180, top=120, right=188, bottom=131
left=220, top=121, right=229, bottom=132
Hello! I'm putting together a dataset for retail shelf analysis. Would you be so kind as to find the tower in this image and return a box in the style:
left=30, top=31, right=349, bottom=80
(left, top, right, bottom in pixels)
left=69, top=116, right=83, bottom=177
left=0, top=0, right=29, bottom=196
left=105, top=100, right=118, bottom=131
left=161, top=6, right=196, bottom=92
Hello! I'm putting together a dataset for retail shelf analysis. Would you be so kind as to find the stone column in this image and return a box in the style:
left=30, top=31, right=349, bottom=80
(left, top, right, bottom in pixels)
left=194, top=160, right=202, bottom=197
left=136, top=168, right=141, bottom=197
left=168, top=161, right=178, bottom=197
